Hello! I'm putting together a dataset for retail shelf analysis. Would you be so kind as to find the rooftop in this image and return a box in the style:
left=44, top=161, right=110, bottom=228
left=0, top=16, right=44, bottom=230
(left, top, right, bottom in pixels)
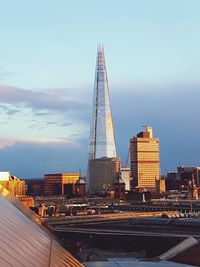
left=0, top=184, right=83, bottom=267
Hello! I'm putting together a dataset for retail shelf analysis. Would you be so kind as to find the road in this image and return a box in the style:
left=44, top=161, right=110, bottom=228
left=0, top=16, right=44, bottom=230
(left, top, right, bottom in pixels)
left=54, top=225, right=200, bottom=238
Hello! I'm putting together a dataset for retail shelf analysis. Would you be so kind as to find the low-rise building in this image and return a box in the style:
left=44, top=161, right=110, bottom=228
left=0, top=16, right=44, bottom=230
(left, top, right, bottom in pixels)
left=44, top=173, right=80, bottom=196
left=26, top=179, right=44, bottom=196
left=120, top=167, right=131, bottom=191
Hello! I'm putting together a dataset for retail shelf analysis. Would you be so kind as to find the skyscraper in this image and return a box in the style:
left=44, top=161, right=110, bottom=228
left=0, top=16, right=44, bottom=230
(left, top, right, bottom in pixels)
left=130, top=127, right=160, bottom=190
left=88, top=45, right=120, bottom=193
left=88, top=45, right=117, bottom=159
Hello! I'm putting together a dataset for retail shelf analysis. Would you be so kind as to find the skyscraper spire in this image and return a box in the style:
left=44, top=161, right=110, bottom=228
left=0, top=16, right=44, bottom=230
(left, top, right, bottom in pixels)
left=88, top=45, right=117, bottom=159
left=88, top=46, right=120, bottom=194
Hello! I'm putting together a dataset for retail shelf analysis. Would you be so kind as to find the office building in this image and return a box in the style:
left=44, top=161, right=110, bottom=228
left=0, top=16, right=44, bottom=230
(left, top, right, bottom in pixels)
left=130, top=127, right=160, bottom=190
left=44, top=173, right=80, bottom=196
left=88, top=45, right=119, bottom=193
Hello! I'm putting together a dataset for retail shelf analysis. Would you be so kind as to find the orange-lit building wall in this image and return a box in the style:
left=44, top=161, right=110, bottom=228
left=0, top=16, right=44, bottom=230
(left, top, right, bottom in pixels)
left=0, top=180, right=25, bottom=196
left=44, top=173, right=80, bottom=196
left=130, top=128, right=160, bottom=190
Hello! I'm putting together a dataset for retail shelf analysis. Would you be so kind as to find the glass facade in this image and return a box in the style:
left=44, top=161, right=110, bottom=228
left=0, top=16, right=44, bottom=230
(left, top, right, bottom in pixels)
left=88, top=45, right=116, bottom=159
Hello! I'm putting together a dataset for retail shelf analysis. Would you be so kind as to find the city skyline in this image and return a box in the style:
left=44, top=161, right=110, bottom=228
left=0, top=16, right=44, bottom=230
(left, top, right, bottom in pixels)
left=0, top=1, right=200, bottom=177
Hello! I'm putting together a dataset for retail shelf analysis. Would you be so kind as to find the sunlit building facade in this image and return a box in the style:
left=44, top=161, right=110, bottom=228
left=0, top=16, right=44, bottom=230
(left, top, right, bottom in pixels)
left=120, top=167, right=131, bottom=191
left=44, top=173, right=80, bottom=196
left=0, top=172, right=25, bottom=196
left=130, top=127, right=160, bottom=190
left=88, top=45, right=116, bottom=160
left=88, top=45, right=119, bottom=193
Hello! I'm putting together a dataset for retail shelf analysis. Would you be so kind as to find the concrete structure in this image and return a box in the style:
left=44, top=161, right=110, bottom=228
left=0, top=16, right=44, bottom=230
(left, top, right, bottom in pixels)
left=88, top=157, right=120, bottom=193
left=130, top=127, right=160, bottom=190
left=44, top=173, right=80, bottom=196
left=0, top=172, right=25, bottom=196
left=88, top=45, right=118, bottom=193
left=120, top=167, right=131, bottom=190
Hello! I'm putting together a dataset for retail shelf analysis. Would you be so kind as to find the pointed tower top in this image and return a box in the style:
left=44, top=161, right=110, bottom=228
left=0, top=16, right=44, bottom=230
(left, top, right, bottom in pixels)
left=88, top=46, right=117, bottom=159
left=96, top=44, right=107, bottom=73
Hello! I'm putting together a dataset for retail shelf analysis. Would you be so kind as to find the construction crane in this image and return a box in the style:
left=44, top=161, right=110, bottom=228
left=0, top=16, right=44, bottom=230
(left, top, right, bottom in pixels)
left=122, top=145, right=130, bottom=168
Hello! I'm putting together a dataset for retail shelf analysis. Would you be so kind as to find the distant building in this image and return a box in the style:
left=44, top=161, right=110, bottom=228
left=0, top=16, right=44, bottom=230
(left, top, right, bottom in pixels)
left=75, top=177, right=86, bottom=197
left=17, top=196, right=35, bottom=208
left=44, top=173, right=80, bottom=196
left=178, top=166, right=200, bottom=187
left=88, top=46, right=119, bottom=194
left=130, top=127, right=160, bottom=190
left=88, top=157, right=120, bottom=193
left=0, top=172, right=25, bottom=196
left=120, top=167, right=131, bottom=190
left=166, top=171, right=180, bottom=191
left=166, top=167, right=200, bottom=193
left=156, top=178, right=166, bottom=194
left=25, top=179, right=44, bottom=196
left=126, top=190, right=151, bottom=203
left=114, top=178, right=126, bottom=200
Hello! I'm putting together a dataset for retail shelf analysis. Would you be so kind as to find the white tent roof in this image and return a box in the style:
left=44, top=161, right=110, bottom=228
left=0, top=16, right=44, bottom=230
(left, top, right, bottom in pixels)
left=0, top=185, right=83, bottom=267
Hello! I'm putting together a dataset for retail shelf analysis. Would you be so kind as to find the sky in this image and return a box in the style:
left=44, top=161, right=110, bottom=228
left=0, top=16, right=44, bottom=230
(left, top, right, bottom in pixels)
left=0, top=0, right=200, bottom=178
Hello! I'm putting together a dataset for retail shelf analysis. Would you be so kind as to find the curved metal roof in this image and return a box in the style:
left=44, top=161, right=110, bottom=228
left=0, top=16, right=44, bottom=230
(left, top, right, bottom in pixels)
left=0, top=185, right=83, bottom=267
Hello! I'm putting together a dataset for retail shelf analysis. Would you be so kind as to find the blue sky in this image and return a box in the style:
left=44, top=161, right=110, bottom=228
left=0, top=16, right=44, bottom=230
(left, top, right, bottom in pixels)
left=0, top=0, right=200, bottom=178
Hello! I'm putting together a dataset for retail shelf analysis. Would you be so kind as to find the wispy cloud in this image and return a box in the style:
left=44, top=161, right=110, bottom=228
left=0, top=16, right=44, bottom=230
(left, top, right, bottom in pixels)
left=0, top=84, right=90, bottom=118
left=0, top=136, right=82, bottom=150
left=0, top=68, right=16, bottom=80
left=0, top=104, right=19, bottom=114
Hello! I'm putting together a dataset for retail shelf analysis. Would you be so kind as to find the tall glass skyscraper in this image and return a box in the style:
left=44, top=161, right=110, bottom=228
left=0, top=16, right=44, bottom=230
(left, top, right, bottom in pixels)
left=88, top=45, right=117, bottom=159
left=88, top=45, right=120, bottom=193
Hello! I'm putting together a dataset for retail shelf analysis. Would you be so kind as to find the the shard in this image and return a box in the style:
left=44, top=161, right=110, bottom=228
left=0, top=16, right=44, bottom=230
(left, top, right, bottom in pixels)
left=88, top=45, right=120, bottom=193
left=88, top=45, right=117, bottom=159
